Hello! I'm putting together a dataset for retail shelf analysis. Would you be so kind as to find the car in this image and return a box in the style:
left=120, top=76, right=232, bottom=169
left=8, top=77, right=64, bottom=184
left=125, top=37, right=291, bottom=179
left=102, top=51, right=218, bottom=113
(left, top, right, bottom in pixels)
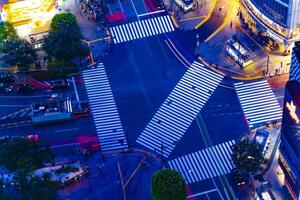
left=155, top=0, right=165, bottom=9
left=73, top=102, right=90, bottom=119
left=0, top=135, right=10, bottom=142
left=0, top=72, right=15, bottom=84
left=0, top=82, right=13, bottom=93
left=232, top=169, right=247, bottom=187
left=50, top=79, right=70, bottom=90
left=50, top=93, right=63, bottom=99
left=16, top=84, right=35, bottom=93
left=25, top=134, right=39, bottom=142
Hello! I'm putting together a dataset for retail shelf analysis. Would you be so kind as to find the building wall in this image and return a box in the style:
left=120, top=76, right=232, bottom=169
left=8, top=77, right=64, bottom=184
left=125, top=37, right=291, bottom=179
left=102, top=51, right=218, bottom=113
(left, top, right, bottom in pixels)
left=289, top=50, right=300, bottom=81
left=249, top=0, right=289, bottom=27
left=279, top=80, right=300, bottom=199
left=288, top=0, right=300, bottom=29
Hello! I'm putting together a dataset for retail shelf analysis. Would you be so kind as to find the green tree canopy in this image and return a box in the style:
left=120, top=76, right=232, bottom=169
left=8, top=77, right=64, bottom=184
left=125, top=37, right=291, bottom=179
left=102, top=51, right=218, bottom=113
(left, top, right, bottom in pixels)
left=2, top=38, right=37, bottom=71
left=0, top=138, right=53, bottom=173
left=50, top=13, right=78, bottom=31
left=0, top=21, right=18, bottom=51
left=232, top=139, right=264, bottom=173
left=19, top=173, right=58, bottom=200
left=151, top=169, right=187, bottom=200
left=43, top=17, right=89, bottom=61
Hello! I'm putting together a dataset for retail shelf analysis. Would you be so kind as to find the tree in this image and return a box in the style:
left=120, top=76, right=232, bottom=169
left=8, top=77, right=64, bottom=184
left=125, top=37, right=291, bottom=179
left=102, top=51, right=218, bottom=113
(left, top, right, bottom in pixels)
left=0, top=138, right=53, bottom=173
left=2, top=38, right=37, bottom=71
left=19, top=173, right=58, bottom=200
left=232, top=139, right=264, bottom=173
left=0, top=21, right=18, bottom=51
left=50, top=13, right=78, bottom=31
left=43, top=17, right=89, bottom=61
left=151, top=169, right=187, bottom=200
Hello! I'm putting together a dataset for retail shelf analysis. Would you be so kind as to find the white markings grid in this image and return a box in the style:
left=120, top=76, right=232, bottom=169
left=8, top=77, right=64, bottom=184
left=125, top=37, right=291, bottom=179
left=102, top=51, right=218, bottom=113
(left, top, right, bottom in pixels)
left=109, top=15, right=175, bottom=44
left=82, top=63, right=128, bottom=152
left=234, top=80, right=282, bottom=127
left=168, top=140, right=236, bottom=184
left=136, top=62, right=224, bottom=157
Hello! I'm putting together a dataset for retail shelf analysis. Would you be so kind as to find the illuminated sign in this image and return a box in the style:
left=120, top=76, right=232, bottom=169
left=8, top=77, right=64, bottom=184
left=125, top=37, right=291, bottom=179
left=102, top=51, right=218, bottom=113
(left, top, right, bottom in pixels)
left=286, top=101, right=299, bottom=124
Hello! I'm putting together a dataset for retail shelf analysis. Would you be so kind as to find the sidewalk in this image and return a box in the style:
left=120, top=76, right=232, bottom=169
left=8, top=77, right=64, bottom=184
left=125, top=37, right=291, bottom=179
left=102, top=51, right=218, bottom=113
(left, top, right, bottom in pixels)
left=262, top=151, right=290, bottom=200
left=58, top=149, right=165, bottom=200
left=195, top=17, right=267, bottom=80
left=165, top=0, right=211, bottom=30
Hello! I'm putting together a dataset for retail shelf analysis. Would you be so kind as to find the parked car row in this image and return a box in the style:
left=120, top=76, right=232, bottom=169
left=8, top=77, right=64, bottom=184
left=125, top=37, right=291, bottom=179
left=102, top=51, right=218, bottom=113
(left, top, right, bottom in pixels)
left=0, top=134, right=39, bottom=143
left=0, top=79, right=70, bottom=94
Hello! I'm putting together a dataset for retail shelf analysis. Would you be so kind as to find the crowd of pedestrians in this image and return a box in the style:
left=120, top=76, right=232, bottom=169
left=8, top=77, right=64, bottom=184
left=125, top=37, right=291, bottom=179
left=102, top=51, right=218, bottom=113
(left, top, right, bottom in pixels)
left=80, top=0, right=109, bottom=22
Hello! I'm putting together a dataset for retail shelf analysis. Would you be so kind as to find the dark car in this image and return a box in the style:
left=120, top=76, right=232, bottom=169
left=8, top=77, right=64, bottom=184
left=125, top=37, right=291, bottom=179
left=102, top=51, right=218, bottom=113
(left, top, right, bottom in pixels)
left=232, top=169, right=247, bottom=187
left=73, top=102, right=90, bottom=119
left=0, top=72, right=15, bottom=84
left=0, top=82, right=13, bottom=93
left=16, top=84, right=35, bottom=93
left=156, top=0, right=165, bottom=9
left=51, top=79, right=70, bottom=90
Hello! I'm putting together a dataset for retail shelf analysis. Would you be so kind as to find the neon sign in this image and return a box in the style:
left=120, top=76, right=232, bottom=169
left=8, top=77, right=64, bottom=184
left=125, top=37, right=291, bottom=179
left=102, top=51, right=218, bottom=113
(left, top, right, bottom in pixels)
left=286, top=101, right=299, bottom=124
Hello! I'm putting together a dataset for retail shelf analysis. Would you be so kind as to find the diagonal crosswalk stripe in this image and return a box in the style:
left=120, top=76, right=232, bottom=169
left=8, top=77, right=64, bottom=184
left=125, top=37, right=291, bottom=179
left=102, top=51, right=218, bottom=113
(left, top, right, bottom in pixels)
left=82, top=63, right=128, bottom=152
left=234, top=80, right=282, bottom=127
left=109, top=15, right=175, bottom=44
left=168, top=140, right=236, bottom=184
left=136, top=61, right=224, bottom=157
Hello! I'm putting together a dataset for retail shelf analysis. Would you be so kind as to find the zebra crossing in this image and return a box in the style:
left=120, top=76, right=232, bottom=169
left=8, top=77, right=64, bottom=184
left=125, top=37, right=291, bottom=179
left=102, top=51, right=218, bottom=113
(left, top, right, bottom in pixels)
left=234, top=80, right=282, bottom=128
left=168, top=140, right=236, bottom=184
left=109, top=15, right=175, bottom=44
left=136, top=62, right=224, bottom=157
left=82, top=63, right=128, bottom=152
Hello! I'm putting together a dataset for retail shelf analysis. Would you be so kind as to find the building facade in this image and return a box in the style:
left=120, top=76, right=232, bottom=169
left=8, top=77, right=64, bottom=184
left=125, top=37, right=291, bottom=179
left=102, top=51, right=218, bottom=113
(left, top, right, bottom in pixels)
left=240, top=0, right=300, bottom=46
left=278, top=43, right=300, bottom=200
left=290, top=42, right=300, bottom=81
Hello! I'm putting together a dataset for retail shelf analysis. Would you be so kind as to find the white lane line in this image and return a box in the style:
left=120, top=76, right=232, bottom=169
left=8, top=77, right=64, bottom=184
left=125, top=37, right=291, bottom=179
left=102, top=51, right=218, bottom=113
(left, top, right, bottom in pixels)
left=129, top=0, right=139, bottom=20
left=54, top=128, right=80, bottom=133
left=137, top=9, right=165, bottom=17
left=187, top=188, right=218, bottom=198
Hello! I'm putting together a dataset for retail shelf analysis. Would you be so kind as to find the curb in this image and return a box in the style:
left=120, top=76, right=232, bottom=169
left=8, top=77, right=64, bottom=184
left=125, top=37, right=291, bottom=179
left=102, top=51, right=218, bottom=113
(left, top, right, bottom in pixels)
left=194, top=0, right=217, bottom=29
left=198, top=56, right=265, bottom=81
left=170, top=15, right=180, bottom=29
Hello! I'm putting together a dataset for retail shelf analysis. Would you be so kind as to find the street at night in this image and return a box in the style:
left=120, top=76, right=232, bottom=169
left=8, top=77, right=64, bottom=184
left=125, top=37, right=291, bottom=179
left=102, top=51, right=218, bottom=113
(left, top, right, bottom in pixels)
left=0, top=0, right=299, bottom=199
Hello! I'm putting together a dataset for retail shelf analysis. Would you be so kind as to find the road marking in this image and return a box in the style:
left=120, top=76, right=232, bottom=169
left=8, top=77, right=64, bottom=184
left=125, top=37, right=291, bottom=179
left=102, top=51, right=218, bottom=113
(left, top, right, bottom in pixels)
left=187, top=188, right=218, bottom=198
left=178, top=15, right=206, bottom=22
left=83, top=63, right=128, bottom=152
left=137, top=9, right=165, bottom=17
left=204, top=0, right=235, bottom=42
left=110, top=16, right=175, bottom=44
left=129, top=0, right=139, bottom=20
left=235, top=80, right=282, bottom=127
left=276, top=95, right=284, bottom=99
left=194, top=0, right=218, bottom=29
left=136, top=62, right=223, bottom=157
left=164, top=39, right=190, bottom=68
left=54, top=128, right=80, bottom=133
left=0, top=104, right=31, bottom=107
left=169, top=140, right=236, bottom=183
